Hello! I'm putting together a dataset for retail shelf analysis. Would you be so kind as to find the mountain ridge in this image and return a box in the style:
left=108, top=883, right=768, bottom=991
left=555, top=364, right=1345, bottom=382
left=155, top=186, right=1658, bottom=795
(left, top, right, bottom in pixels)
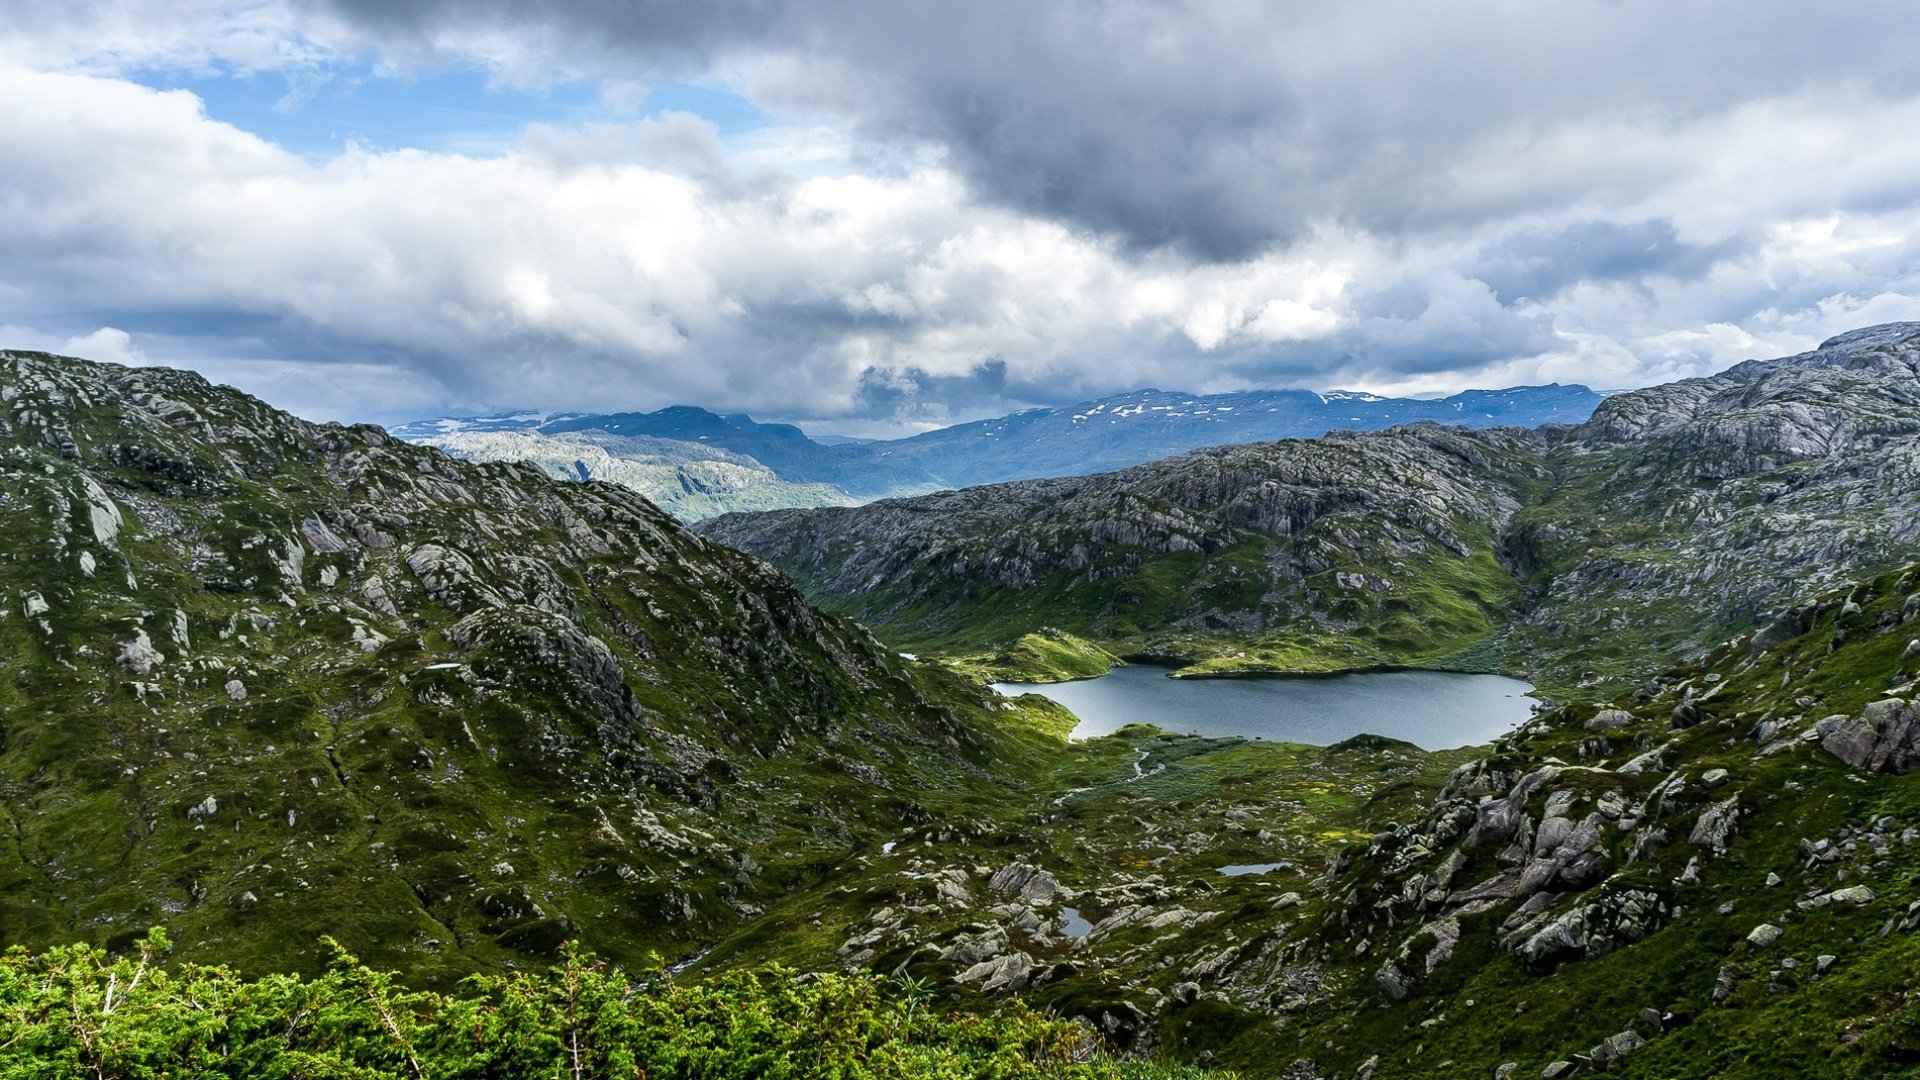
left=395, top=381, right=1607, bottom=518
left=701, top=324, right=1920, bottom=695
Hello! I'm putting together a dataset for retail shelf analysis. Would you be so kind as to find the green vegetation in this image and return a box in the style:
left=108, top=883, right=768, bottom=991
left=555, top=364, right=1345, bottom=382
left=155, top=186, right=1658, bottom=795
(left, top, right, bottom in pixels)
left=12, top=335, right=1920, bottom=1078
left=947, top=628, right=1125, bottom=683
left=0, top=931, right=1218, bottom=1079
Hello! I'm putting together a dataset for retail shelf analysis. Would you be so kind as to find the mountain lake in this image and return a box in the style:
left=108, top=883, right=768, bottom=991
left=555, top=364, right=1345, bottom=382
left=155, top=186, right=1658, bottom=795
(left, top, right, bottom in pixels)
left=993, top=665, right=1536, bottom=749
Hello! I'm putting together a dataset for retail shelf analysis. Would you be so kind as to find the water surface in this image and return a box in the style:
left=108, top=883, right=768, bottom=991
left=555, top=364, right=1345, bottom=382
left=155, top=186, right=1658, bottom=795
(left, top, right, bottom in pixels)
left=1217, top=862, right=1291, bottom=877
left=994, top=665, right=1533, bottom=750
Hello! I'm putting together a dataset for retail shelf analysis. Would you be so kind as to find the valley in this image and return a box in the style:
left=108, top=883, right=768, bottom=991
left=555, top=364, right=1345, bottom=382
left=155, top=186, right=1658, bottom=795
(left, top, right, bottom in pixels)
left=703, top=324, right=1920, bottom=702
left=3, top=327, right=1920, bottom=1077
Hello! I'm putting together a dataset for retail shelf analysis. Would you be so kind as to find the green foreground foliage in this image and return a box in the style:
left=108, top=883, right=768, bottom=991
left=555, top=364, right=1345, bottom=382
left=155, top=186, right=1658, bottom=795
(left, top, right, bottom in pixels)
left=0, top=931, right=1220, bottom=1080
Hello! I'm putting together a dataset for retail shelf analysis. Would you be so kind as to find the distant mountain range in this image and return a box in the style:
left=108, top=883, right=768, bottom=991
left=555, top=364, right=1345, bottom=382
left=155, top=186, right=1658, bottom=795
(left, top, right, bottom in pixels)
left=396, top=382, right=1608, bottom=519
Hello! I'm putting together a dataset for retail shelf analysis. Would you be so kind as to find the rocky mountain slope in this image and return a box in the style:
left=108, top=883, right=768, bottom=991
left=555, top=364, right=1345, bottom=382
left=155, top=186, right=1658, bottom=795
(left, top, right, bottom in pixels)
left=702, top=325, right=1920, bottom=695
left=419, top=427, right=854, bottom=521
left=0, top=348, right=1060, bottom=981
left=706, top=424, right=1549, bottom=674
left=399, top=383, right=1602, bottom=518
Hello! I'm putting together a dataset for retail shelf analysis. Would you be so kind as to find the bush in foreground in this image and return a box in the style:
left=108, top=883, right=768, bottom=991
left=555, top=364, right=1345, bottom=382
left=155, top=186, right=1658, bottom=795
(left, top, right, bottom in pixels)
left=0, top=930, right=1222, bottom=1079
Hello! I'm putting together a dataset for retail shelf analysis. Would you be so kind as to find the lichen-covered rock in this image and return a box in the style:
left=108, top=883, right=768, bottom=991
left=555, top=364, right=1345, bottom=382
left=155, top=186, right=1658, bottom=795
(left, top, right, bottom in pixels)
left=1589, top=1030, right=1646, bottom=1071
left=957, top=950, right=1035, bottom=993
left=988, top=862, right=1062, bottom=903
left=1509, top=889, right=1669, bottom=969
left=1817, top=700, right=1920, bottom=773
left=1689, top=796, right=1741, bottom=855
left=1586, top=709, right=1634, bottom=731
left=116, top=629, right=164, bottom=674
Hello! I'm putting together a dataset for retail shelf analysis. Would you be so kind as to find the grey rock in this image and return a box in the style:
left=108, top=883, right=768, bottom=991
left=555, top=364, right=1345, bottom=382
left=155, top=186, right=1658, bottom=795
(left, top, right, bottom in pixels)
left=1689, top=796, right=1741, bottom=855
left=1826, top=885, right=1877, bottom=905
left=1376, top=959, right=1414, bottom=1002
left=1747, top=923, right=1783, bottom=948
left=1511, top=889, right=1667, bottom=969
left=1589, top=1029, right=1645, bottom=1070
left=1817, top=700, right=1920, bottom=773
left=988, top=861, right=1062, bottom=904
left=116, top=629, right=164, bottom=674
left=1586, top=708, right=1634, bottom=731
left=957, top=950, right=1035, bottom=993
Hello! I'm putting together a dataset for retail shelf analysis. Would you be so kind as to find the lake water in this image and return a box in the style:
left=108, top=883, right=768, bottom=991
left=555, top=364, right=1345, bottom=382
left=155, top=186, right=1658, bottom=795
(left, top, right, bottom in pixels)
left=993, top=665, right=1535, bottom=750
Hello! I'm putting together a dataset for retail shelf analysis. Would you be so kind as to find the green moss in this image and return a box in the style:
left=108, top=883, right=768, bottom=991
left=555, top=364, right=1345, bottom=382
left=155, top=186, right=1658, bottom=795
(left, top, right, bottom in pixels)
left=948, top=628, right=1126, bottom=683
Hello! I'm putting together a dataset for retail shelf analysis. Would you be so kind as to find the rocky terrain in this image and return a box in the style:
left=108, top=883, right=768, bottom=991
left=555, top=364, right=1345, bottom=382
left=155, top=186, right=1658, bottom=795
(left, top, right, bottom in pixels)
left=765, top=559, right=1920, bottom=1077
left=7, top=329, right=1920, bottom=1078
left=399, top=383, right=1602, bottom=519
left=0, top=348, right=1062, bottom=981
left=397, top=405, right=945, bottom=505
left=703, top=324, right=1920, bottom=696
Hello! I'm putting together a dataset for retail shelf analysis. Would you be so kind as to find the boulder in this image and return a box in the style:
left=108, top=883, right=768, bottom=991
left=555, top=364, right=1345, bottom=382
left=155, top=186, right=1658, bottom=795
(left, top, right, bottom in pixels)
left=1817, top=700, right=1920, bottom=773
left=1376, top=959, right=1414, bottom=1002
left=1466, top=796, right=1526, bottom=848
left=1826, top=885, right=1877, bottom=906
left=957, top=950, right=1035, bottom=993
left=116, top=630, right=164, bottom=675
left=1589, top=1030, right=1646, bottom=1071
left=1746, top=923, right=1783, bottom=948
left=1511, top=889, right=1668, bottom=969
left=1586, top=709, right=1635, bottom=731
left=988, top=861, right=1062, bottom=903
left=1689, top=796, right=1740, bottom=855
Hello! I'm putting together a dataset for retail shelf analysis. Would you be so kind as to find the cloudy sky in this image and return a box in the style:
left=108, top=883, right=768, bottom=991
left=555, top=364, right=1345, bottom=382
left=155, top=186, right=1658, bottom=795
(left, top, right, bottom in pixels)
left=4, top=1, right=1920, bottom=434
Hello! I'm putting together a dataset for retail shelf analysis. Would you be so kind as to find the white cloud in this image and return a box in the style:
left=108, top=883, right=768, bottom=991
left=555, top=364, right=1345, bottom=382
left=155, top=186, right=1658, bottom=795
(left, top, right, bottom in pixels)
left=0, top=3, right=1919, bottom=429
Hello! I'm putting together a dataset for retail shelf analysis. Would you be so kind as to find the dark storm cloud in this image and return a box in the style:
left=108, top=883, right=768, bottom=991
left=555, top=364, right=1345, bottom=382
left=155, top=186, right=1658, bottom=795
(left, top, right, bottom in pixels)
left=1472, top=220, right=1746, bottom=304
left=305, top=0, right=1920, bottom=260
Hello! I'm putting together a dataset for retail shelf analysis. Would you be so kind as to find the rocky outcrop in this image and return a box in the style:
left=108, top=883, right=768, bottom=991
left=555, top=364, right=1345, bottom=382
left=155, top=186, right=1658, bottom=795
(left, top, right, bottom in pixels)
left=988, top=862, right=1063, bottom=904
left=1817, top=699, right=1920, bottom=773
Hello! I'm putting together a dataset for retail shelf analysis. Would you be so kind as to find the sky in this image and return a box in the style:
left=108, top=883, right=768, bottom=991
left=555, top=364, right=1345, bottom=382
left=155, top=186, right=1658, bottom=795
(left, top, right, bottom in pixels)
left=3, top=2, right=1920, bottom=436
